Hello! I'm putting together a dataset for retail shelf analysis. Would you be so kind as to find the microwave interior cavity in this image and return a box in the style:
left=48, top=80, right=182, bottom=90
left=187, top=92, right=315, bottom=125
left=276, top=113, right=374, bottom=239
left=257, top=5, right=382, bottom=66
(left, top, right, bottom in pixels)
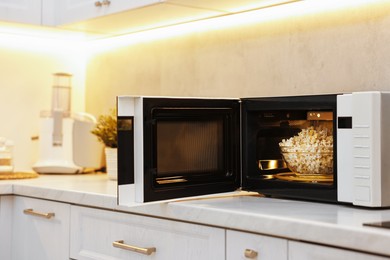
left=241, top=95, right=337, bottom=203
left=256, top=110, right=334, bottom=182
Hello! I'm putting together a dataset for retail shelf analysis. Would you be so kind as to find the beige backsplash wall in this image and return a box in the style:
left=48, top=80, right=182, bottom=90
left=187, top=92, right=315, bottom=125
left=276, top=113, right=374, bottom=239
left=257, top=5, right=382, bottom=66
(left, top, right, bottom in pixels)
left=86, top=1, right=390, bottom=115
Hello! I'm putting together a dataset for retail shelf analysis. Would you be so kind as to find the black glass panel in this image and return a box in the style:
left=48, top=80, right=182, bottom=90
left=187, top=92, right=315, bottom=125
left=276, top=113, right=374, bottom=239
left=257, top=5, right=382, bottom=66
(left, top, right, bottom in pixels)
left=338, top=116, right=352, bottom=129
left=156, top=120, right=223, bottom=177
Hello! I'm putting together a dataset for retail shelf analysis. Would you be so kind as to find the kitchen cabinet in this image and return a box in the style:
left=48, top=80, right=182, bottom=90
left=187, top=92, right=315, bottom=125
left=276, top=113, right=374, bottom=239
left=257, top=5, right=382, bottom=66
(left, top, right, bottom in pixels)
left=226, top=230, right=288, bottom=260
left=0, top=0, right=42, bottom=25
left=56, top=0, right=298, bottom=36
left=1, top=172, right=390, bottom=260
left=57, top=0, right=223, bottom=36
left=0, top=196, right=12, bottom=260
left=70, top=205, right=225, bottom=260
left=11, top=196, right=70, bottom=260
left=226, top=230, right=388, bottom=260
left=57, top=0, right=292, bottom=26
left=0, top=0, right=297, bottom=36
left=54, top=0, right=162, bottom=26
left=0, top=0, right=57, bottom=26
left=288, top=241, right=389, bottom=260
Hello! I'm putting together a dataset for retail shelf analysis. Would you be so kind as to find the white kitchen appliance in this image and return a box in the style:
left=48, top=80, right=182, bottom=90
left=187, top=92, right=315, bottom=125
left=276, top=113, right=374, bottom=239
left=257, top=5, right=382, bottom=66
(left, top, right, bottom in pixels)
left=33, top=73, right=103, bottom=174
left=117, top=91, right=390, bottom=208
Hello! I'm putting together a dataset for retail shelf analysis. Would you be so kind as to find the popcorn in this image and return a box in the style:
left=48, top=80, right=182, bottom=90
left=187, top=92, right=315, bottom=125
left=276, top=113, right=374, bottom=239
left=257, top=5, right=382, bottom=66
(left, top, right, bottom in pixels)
left=279, top=126, right=333, bottom=175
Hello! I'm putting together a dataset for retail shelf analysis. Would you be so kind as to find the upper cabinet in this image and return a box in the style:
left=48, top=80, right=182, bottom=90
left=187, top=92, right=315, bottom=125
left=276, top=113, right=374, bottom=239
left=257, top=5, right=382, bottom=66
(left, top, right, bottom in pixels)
left=0, top=0, right=298, bottom=37
left=0, top=0, right=42, bottom=25
left=56, top=0, right=225, bottom=36
left=54, top=0, right=164, bottom=25
left=55, top=0, right=298, bottom=36
left=0, top=0, right=59, bottom=26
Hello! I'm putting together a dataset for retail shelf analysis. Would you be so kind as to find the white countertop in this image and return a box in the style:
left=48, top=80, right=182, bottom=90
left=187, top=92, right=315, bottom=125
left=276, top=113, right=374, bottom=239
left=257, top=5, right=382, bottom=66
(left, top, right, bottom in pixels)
left=1, top=173, right=390, bottom=257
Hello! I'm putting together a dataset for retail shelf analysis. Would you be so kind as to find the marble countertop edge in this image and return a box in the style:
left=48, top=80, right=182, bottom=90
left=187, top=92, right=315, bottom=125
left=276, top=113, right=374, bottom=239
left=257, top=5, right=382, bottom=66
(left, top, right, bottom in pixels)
left=11, top=183, right=118, bottom=209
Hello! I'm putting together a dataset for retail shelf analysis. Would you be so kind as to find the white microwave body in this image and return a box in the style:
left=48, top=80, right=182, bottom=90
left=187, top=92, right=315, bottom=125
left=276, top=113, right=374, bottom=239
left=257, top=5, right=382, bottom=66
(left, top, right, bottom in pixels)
left=337, top=91, right=390, bottom=207
left=117, top=92, right=390, bottom=208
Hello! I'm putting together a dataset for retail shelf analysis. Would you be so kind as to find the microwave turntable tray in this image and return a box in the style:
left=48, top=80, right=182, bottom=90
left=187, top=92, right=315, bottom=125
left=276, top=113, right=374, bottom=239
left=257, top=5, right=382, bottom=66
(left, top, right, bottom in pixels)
left=275, top=172, right=333, bottom=183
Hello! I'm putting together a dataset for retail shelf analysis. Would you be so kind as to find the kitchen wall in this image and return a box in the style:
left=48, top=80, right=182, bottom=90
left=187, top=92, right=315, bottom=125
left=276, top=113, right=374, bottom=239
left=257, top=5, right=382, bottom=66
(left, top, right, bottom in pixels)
left=85, top=1, right=390, bottom=116
left=0, top=37, right=86, bottom=171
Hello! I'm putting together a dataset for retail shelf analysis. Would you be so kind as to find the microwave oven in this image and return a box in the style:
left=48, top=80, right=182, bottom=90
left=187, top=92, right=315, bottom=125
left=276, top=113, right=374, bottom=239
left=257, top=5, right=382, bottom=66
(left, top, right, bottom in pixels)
left=117, top=92, right=390, bottom=208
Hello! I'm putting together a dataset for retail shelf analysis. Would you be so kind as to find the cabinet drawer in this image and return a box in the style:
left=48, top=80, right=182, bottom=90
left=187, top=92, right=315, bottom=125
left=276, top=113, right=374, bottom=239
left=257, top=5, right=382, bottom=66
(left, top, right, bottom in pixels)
left=289, top=241, right=389, bottom=260
left=226, top=230, right=288, bottom=260
left=70, top=205, right=225, bottom=260
left=11, top=196, right=70, bottom=260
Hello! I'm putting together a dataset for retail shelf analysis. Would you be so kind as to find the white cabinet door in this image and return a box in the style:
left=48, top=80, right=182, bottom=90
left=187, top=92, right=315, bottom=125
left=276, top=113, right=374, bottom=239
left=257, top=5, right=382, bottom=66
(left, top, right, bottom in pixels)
left=55, top=0, right=294, bottom=36
left=0, top=196, right=12, bottom=260
left=11, top=196, right=70, bottom=260
left=226, top=230, right=288, bottom=260
left=55, top=0, right=162, bottom=25
left=59, top=3, right=222, bottom=36
left=289, top=241, right=389, bottom=260
left=70, top=205, right=225, bottom=260
left=0, top=0, right=42, bottom=24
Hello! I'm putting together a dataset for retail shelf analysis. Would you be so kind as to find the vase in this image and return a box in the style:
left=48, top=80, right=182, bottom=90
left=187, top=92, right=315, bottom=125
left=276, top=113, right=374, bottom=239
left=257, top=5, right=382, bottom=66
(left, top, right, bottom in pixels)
left=105, top=147, right=117, bottom=180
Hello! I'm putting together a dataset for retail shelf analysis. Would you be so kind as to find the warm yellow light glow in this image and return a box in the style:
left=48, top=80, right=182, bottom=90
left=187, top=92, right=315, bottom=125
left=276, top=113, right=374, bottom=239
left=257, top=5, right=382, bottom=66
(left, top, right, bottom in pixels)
left=0, top=0, right=387, bottom=54
left=0, top=33, right=84, bottom=53
left=88, top=0, right=389, bottom=53
left=0, top=21, right=87, bottom=53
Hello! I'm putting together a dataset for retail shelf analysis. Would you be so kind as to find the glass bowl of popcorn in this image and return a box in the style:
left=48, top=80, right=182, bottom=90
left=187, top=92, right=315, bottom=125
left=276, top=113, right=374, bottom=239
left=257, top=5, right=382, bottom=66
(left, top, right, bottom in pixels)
left=279, top=126, right=333, bottom=176
left=279, top=145, right=333, bottom=175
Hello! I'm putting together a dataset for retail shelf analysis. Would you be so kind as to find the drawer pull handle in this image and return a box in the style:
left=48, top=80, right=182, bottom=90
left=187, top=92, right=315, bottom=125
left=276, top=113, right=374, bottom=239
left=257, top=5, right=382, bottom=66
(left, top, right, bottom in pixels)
left=244, top=249, right=258, bottom=258
left=113, top=240, right=156, bottom=255
left=23, top=208, right=55, bottom=219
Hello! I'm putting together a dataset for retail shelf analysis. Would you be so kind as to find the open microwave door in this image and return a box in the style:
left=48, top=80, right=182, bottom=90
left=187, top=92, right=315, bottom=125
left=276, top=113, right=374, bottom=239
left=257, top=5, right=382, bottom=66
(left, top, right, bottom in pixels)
left=117, top=96, right=241, bottom=205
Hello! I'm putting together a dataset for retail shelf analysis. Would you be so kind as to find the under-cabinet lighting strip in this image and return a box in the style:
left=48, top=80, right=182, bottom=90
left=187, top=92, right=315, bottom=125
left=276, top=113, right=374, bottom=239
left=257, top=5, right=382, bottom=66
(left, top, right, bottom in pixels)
left=0, top=0, right=387, bottom=52
left=88, top=0, right=304, bottom=52
left=88, top=0, right=390, bottom=52
left=0, top=33, right=85, bottom=52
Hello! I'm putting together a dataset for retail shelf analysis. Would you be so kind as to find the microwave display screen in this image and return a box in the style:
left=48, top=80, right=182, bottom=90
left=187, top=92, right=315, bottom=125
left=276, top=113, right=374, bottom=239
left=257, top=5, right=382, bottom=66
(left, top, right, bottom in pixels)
left=156, top=120, right=223, bottom=177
